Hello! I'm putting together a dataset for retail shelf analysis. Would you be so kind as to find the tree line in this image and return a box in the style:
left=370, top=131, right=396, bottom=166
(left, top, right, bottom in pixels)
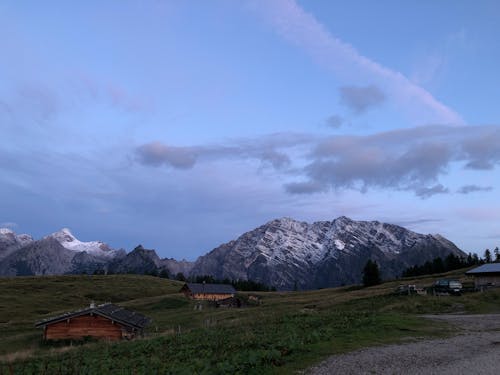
left=91, top=268, right=275, bottom=291
left=402, top=247, right=500, bottom=278
left=362, top=247, right=500, bottom=288
left=177, top=274, right=276, bottom=292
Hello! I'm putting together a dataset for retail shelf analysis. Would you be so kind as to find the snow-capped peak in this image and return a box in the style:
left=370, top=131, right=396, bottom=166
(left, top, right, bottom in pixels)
left=0, top=228, right=33, bottom=244
left=0, top=228, right=34, bottom=259
left=50, top=228, right=77, bottom=243
left=46, top=228, right=117, bottom=258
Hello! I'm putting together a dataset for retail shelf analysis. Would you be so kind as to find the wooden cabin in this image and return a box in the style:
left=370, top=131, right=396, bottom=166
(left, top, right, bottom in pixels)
left=180, top=282, right=236, bottom=301
left=216, top=296, right=243, bottom=308
left=466, top=264, right=500, bottom=288
left=35, top=303, right=151, bottom=341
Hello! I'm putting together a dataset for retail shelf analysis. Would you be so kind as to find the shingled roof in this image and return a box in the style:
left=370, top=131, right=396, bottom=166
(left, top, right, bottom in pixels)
left=35, top=303, right=151, bottom=329
left=466, top=263, right=500, bottom=274
left=183, top=282, right=236, bottom=295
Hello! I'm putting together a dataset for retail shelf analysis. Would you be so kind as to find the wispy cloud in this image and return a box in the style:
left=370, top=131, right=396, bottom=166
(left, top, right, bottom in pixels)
left=134, top=133, right=315, bottom=170
left=325, top=115, right=344, bottom=129
left=251, top=0, right=464, bottom=125
left=135, top=142, right=198, bottom=169
left=0, top=222, right=18, bottom=229
left=284, top=181, right=327, bottom=194
left=457, top=185, right=493, bottom=194
left=414, top=184, right=449, bottom=199
left=291, top=125, right=500, bottom=197
left=340, top=85, right=385, bottom=114
left=136, top=125, right=500, bottom=198
left=75, top=74, right=149, bottom=112
left=392, top=218, right=444, bottom=227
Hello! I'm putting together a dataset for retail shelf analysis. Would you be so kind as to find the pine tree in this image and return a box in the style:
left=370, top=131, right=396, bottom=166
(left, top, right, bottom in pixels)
left=494, top=247, right=500, bottom=262
left=362, top=259, right=381, bottom=287
left=484, top=249, right=492, bottom=263
left=175, top=272, right=186, bottom=281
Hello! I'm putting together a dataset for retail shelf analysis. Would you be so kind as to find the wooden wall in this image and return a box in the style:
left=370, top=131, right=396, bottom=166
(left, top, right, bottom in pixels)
left=45, top=314, right=126, bottom=341
left=474, top=275, right=500, bottom=287
left=192, top=293, right=233, bottom=301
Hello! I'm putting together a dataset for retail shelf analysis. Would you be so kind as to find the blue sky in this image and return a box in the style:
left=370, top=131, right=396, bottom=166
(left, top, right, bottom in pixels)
left=1, top=0, right=499, bottom=259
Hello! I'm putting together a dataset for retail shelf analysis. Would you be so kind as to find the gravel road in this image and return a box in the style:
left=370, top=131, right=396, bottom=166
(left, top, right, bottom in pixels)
left=306, top=314, right=500, bottom=375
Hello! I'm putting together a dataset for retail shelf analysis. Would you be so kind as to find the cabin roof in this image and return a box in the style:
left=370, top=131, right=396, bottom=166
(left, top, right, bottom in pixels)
left=182, top=282, right=236, bottom=295
left=465, top=263, right=500, bottom=275
left=35, top=303, right=151, bottom=329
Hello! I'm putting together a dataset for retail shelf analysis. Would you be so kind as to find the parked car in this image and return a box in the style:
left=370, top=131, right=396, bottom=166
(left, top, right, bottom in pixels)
left=434, top=279, right=463, bottom=295
left=394, top=284, right=426, bottom=296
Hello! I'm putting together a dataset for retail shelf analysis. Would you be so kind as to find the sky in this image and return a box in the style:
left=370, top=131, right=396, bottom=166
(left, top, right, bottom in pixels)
left=1, top=0, right=499, bottom=259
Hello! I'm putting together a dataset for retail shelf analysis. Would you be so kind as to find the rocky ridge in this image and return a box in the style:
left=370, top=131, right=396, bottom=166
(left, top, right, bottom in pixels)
left=189, top=216, right=465, bottom=289
left=0, top=217, right=465, bottom=289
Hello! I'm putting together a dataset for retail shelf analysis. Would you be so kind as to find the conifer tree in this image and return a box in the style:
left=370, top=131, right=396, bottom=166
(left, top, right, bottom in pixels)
left=362, top=259, right=381, bottom=287
left=484, top=249, right=492, bottom=263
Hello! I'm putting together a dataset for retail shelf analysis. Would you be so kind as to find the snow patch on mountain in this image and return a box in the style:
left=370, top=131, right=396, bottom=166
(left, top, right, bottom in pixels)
left=47, top=228, right=117, bottom=258
left=190, top=216, right=465, bottom=290
left=0, top=228, right=34, bottom=260
left=334, top=239, right=345, bottom=250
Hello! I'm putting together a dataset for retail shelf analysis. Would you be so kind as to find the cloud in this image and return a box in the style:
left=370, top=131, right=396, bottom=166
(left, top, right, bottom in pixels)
left=73, top=73, right=149, bottom=113
left=462, top=130, right=500, bottom=170
left=305, top=132, right=452, bottom=193
left=339, top=85, right=385, bottom=113
left=414, top=184, right=449, bottom=199
left=16, top=84, right=59, bottom=122
left=287, top=125, right=500, bottom=197
left=252, top=0, right=464, bottom=125
left=0, top=83, right=60, bottom=128
left=135, top=142, right=197, bottom=169
left=410, top=55, right=445, bottom=86
left=325, top=115, right=344, bottom=129
left=134, top=133, right=314, bottom=170
left=457, top=185, right=493, bottom=194
left=135, top=125, right=500, bottom=198
left=0, top=222, right=18, bottom=229
left=259, top=150, right=291, bottom=169
left=284, top=181, right=326, bottom=194
left=392, top=218, right=444, bottom=227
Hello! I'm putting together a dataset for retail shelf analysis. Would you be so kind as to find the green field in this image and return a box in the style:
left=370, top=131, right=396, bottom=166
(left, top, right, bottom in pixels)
left=1, top=270, right=499, bottom=374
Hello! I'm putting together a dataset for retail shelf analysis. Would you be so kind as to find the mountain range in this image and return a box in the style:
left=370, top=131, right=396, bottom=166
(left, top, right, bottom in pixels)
left=0, top=217, right=465, bottom=289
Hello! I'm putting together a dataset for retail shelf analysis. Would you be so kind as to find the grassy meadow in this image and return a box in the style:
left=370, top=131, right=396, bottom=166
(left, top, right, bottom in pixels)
left=1, top=269, right=499, bottom=374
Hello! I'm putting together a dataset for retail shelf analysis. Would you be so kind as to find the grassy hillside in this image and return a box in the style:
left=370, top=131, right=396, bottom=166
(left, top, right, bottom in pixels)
left=1, top=270, right=499, bottom=373
left=0, top=275, right=182, bottom=357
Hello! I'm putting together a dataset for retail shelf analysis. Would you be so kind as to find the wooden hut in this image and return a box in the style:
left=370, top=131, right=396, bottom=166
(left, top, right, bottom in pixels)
left=35, top=303, right=151, bottom=341
left=216, top=296, right=243, bottom=308
left=466, top=264, right=500, bottom=288
left=180, top=282, right=236, bottom=301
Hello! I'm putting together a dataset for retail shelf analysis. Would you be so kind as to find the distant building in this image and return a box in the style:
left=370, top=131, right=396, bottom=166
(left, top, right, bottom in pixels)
left=180, top=282, right=236, bottom=301
left=216, top=296, right=243, bottom=308
left=465, top=264, right=500, bottom=288
left=35, top=303, right=151, bottom=341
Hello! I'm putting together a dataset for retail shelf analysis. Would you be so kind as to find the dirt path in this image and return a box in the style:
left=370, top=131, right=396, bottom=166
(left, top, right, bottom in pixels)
left=306, top=314, right=500, bottom=375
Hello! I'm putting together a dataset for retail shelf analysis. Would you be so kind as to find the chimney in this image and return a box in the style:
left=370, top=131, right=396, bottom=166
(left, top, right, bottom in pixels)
left=90, top=301, right=95, bottom=308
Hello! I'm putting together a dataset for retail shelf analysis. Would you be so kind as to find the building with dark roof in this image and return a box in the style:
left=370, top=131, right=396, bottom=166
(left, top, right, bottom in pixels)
left=180, top=282, right=236, bottom=301
left=465, top=263, right=500, bottom=288
left=35, top=303, right=151, bottom=341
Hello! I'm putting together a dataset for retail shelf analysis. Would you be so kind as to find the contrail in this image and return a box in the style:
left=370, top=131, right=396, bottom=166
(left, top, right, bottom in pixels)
left=250, top=0, right=465, bottom=126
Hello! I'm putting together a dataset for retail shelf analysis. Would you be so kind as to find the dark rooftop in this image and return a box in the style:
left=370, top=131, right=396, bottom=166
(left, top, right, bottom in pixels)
left=465, top=263, right=500, bottom=274
left=183, top=282, right=236, bottom=295
left=35, top=303, right=151, bottom=329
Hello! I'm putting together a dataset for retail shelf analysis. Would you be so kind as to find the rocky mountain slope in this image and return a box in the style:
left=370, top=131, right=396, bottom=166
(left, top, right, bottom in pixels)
left=46, top=228, right=120, bottom=258
left=189, top=216, right=465, bottom=290
left=0, top=228, right=126, bottom=276
left=0, top=217, right=465, bottom=289
left=0, top=228, right=34, bottom=261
